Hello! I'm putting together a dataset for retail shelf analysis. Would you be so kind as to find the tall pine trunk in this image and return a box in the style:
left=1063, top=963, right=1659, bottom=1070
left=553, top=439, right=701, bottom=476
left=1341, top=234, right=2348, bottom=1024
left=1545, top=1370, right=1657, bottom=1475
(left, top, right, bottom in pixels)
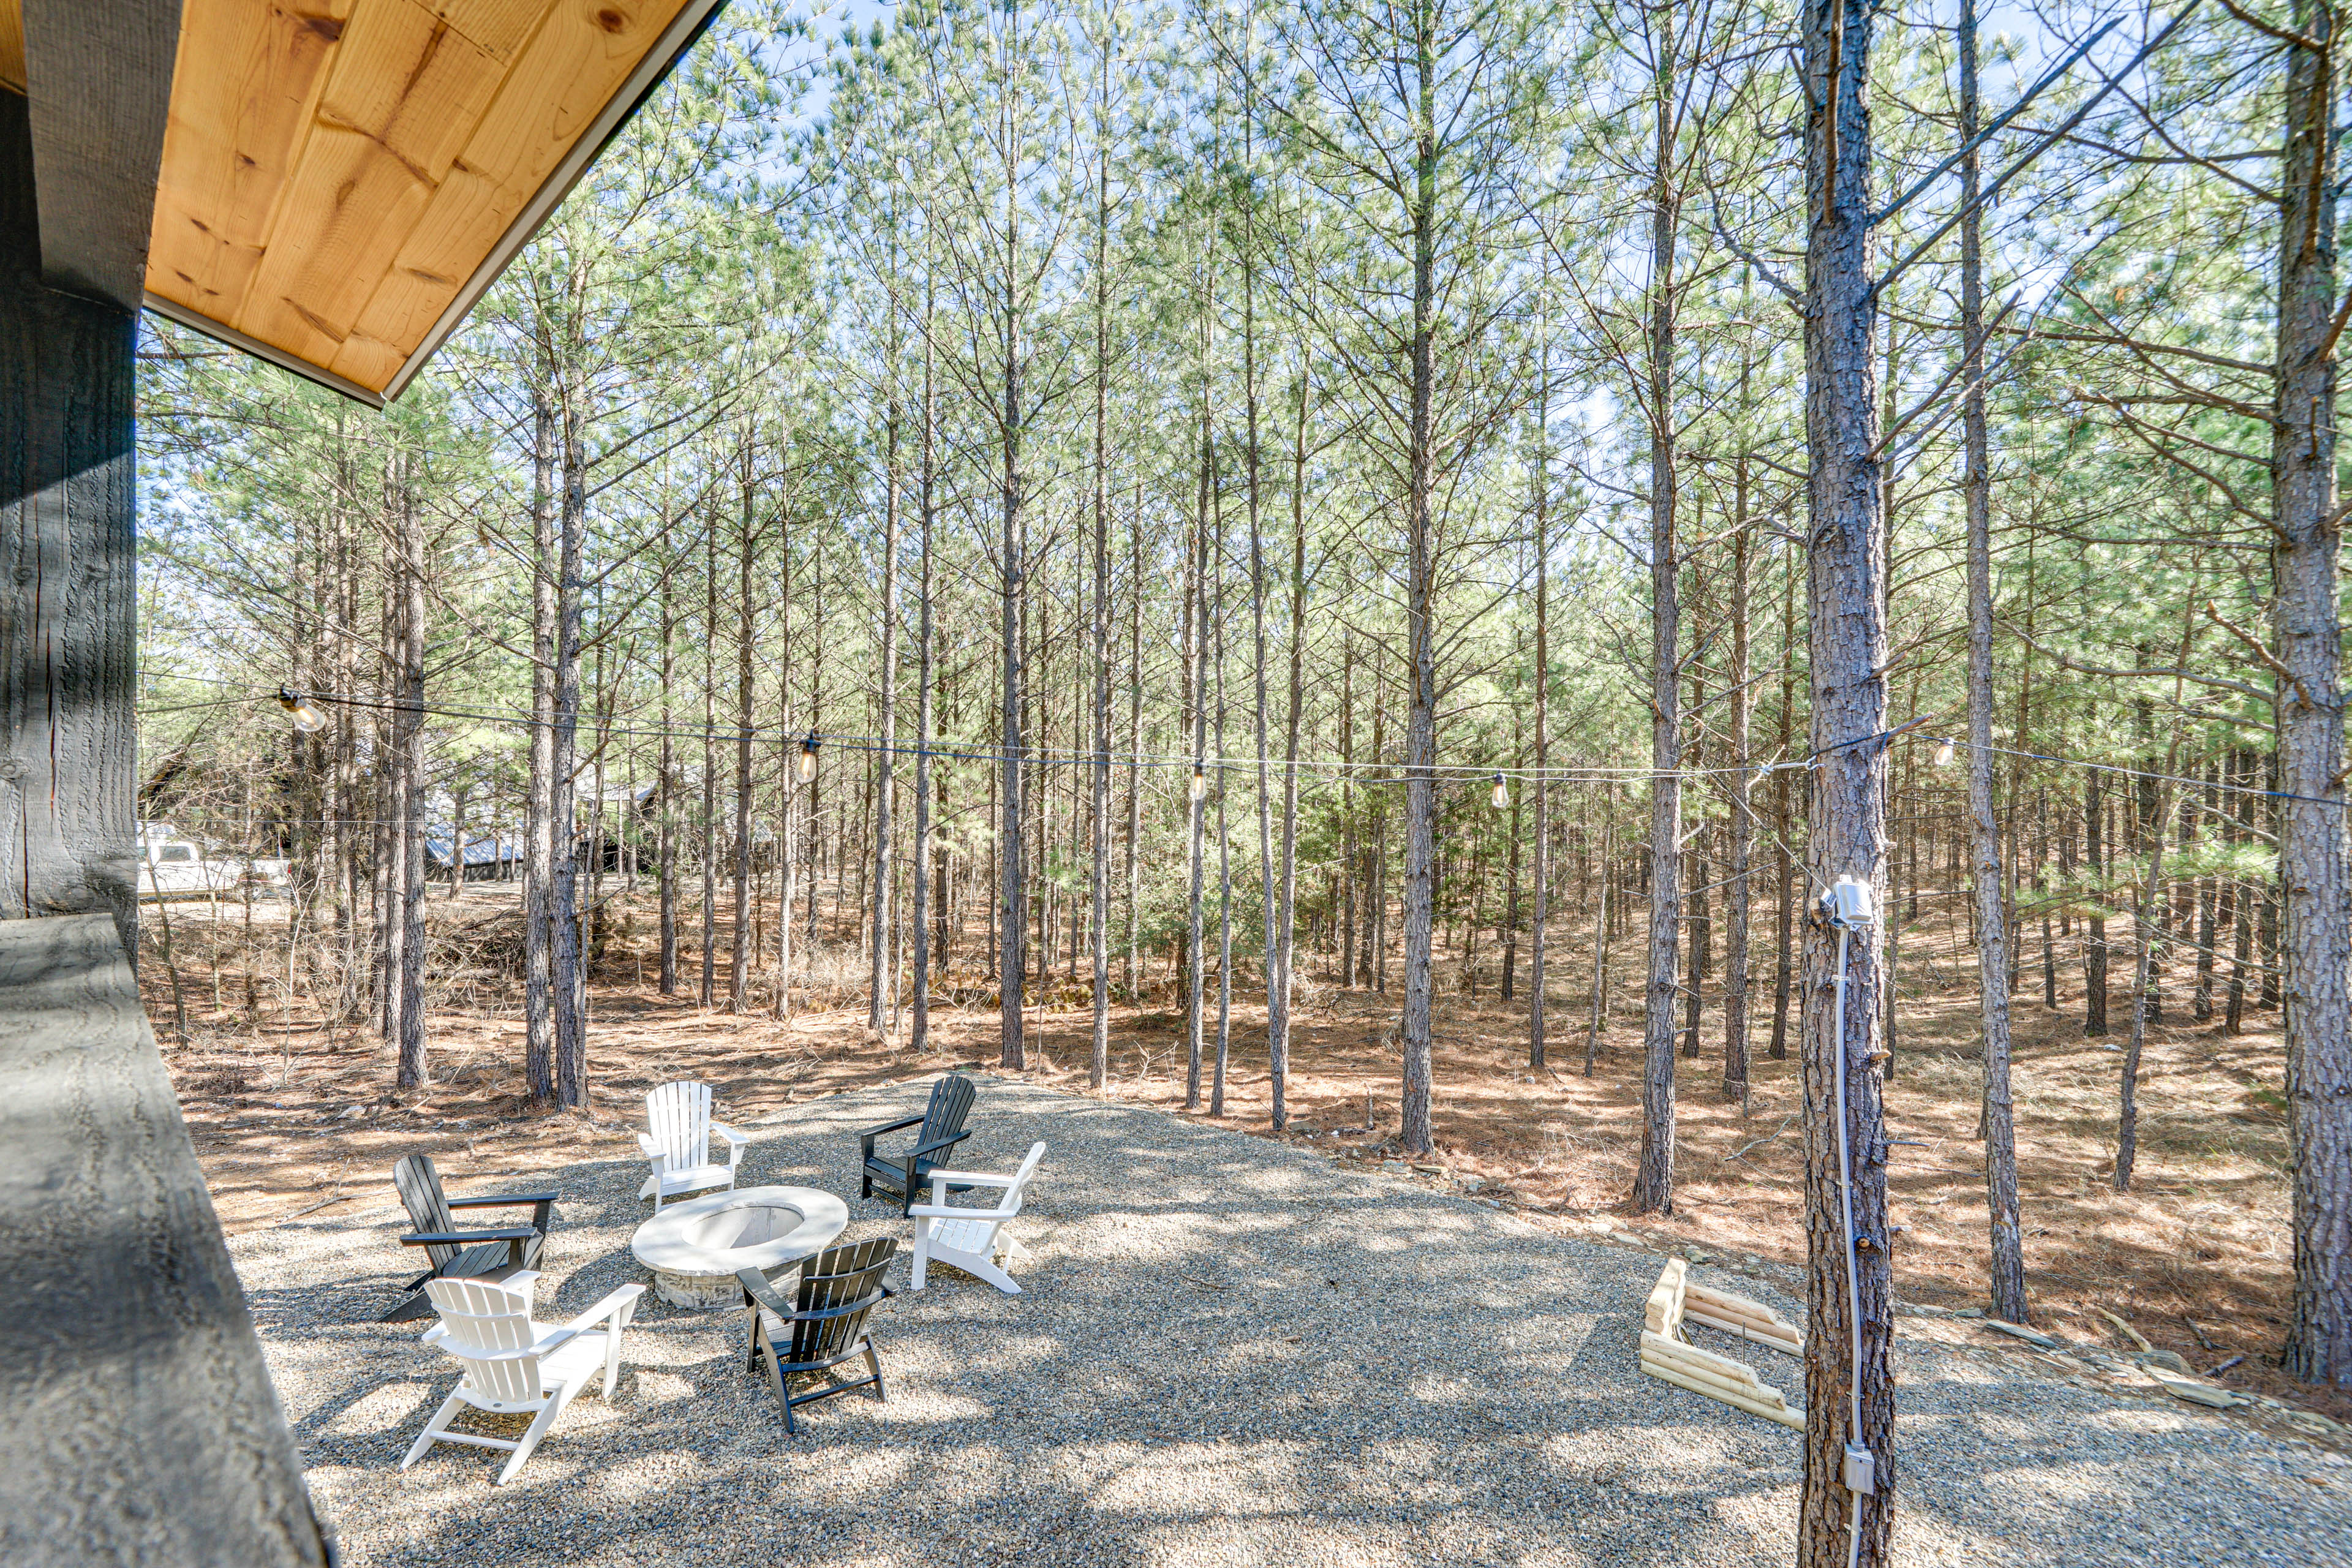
left=870, top=407, right=900, bottom=1036
left=1799, top=1, right=1896, bottom=1556
left=524, top=383, right=557, bottom=1102
left=914, top=284, right=938, bottom=1052
left=1273, top=367, right=1308, bottom=1128
left=1961, top=0, right=2027, bottom=1322
left=1529, top=368, right=1551, bottom=1070
left=2272, top=0, right=2352, bottom=1387
left=551, top=364, right=588, bottom=1109
left=731, top=454, right=755, bottom=1016
left=1725, top=471, right=1752, bottom=1105
left=1632, top=20, right=1683, bottom=1212
left=1396, top=7, right=1442, bottom=1157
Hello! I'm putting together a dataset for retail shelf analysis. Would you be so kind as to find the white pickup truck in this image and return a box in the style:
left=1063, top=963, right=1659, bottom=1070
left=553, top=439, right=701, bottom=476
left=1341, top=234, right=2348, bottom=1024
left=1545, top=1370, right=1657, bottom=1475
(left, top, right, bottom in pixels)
left=137, top=823, right=287, bottom=900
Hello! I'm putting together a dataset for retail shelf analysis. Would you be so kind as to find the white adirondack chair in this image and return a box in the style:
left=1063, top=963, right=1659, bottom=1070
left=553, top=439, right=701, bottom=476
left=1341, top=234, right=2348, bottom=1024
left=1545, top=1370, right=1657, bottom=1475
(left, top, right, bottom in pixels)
left=637, top=1080, right=747, bottom=1208
left=908, top=1140, right=1046, bottom=1294
left=401, top=1273, right=646, bottom=1485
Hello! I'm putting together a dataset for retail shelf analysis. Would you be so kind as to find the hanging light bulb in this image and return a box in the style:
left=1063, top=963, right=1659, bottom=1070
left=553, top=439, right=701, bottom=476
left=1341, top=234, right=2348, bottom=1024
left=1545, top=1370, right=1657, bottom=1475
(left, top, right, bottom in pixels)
left=277, top=686, right=328, bottom=734
left=797, top=733, right=821, bottom=782
left=1191, top=764, right=1208, bottom=802
left=1932, top=737, right=1956, bottom=767
left=1490, top=772, right=1509, bottom=810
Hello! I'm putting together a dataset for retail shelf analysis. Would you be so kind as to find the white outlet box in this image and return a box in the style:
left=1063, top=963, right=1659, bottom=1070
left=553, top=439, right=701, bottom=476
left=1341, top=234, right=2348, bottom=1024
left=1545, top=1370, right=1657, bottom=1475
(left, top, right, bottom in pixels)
left=1828, top=876, right=1874, bottom=927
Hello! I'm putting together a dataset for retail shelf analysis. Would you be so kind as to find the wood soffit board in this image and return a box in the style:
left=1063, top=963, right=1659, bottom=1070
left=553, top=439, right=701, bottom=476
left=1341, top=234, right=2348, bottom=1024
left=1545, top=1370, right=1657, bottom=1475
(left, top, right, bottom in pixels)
left=1, top=2, right=23, bottom=97
left=144, top=0, right=717, bottom=406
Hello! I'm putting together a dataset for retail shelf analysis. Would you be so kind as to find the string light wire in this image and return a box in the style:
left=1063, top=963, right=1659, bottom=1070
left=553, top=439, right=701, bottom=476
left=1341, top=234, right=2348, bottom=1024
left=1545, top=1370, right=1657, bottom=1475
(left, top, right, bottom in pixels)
left=141, top=680, right=2346, bottom=809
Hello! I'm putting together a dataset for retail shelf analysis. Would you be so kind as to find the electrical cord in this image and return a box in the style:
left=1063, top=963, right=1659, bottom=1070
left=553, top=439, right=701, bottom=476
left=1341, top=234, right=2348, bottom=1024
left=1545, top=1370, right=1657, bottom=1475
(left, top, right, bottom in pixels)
left=1826, top=878, right=1875, bottom=1568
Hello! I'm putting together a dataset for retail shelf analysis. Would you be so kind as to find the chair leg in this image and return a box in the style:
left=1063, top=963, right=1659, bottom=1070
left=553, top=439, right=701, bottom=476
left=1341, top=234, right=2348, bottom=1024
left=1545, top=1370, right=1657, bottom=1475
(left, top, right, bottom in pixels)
left=864, top=1338, right=885, bottom=1404
left=497, top=1397, right=565, bottom=1486
left=963, top=1251, right=1023, bottom=1295
left=911, top=1229, right=929, bottom=1291
left=753, top=1327, right=796, bottom=1435
left=402, top=1390, right=467, bottom=1470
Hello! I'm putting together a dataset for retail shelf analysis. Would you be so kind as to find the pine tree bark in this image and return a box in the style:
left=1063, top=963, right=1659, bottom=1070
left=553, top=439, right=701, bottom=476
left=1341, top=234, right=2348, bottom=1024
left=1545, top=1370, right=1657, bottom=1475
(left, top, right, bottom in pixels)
left=1725, top=471, right=1753, bottom=1106
left=1772, top=546, right=1799, bottom=1061
left=1800, top=0, right=1896, bottom=1556
left=657, top=548, right=679, bottom=997
left=1185, top=416, right=1210, bottom=1110
left=730, top=453, right=755, bottom=1016
left=2272, top=0, right=2352, bottom=1387
left=1530, top=381, right=1551, bottom=1070
left=914, top=283, right=938, bottom=1052
left=391, top=467, right=428, bottom=1091
left=997, top=300, right=1028, bottom=1072
left=1961, top=0, right=2026, bottom=1323
left=551, top=366, right=588, bottom=1108
left=1273, top=369, right=1309, bottom=1126
left=2086, top=766, right=2108, bottom=1036
left=523, top=383, right=558, bottom=1102
left=870, top=407, right=899, bottom=1035
left=1396, top=6, right=1442, bottom=1158
left=698, top=511, right=717, bottom=1009
left=1632, top=17, right=1683, bottom=1212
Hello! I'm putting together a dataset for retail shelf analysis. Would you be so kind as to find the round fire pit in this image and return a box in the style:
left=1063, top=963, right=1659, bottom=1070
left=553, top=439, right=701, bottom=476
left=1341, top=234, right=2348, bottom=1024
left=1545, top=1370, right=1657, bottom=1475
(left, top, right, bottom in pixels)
left=629, top=1185, right=849, bottom=1310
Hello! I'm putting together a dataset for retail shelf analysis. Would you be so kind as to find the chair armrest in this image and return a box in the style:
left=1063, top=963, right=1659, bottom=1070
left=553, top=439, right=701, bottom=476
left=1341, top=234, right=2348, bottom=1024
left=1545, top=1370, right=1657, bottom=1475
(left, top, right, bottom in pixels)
left=712, top=1123, right=747, bottom=1169
left=398, top=1226, right=540, bottom=1248
left=923, top=1168, right=1017, bottom=1189
left=859, top=1114, right=924, bottom=1159
left=554, top=1283, right=647, bottom=1339
left=908, top=1129, right=971, bottom=1159
left=446, top=1191, right=558, bottom=1210
left=736, top=1267, right=794, bottom=1317
left=909, top=1200, right=1014, bottom=1221
left=636, top=1131, right=662, bottom=1159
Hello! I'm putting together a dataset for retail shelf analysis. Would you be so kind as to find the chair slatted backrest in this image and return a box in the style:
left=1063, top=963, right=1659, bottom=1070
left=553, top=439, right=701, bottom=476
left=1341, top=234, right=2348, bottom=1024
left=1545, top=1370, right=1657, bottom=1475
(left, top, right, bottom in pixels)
left=646, top=1080, right=712, bottom=1175
left=394, top=1154, right=458, bottom=1269
left=424, top=1276, right=544, bottom=1404
left=789, top=1237, right=896, bottom=1365
left=998, top=1141, right=1048, bottom=1218
left=919, top=1075, right=976, bottom=1151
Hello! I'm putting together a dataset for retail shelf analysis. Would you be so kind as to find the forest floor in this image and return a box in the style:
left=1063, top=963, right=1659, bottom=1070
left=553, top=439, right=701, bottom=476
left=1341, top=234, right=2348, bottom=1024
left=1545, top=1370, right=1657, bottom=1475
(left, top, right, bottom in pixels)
left=148, top=886, right=2346, bottom=1434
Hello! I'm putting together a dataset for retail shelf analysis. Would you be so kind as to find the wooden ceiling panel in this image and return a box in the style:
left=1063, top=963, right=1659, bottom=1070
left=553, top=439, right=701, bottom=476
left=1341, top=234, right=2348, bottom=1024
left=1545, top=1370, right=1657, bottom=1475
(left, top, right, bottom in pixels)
left=230, top=0, right=506, bottom=357
left=147, top=0, right=710, bottom=404
left=1, top=1, right=24, bottom=96
left=426, top=0, right=544, bottom=59
left=311, top=0, right=503, bottom=184
left=332, top=0, right=677, bottom=383
left=148, top=1, right=353, bottom=324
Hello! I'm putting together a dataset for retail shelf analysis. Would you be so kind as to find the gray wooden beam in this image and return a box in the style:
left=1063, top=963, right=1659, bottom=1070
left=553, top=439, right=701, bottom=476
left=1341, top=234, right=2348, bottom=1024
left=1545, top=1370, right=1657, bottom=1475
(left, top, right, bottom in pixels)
left=21, top=0, right=180, bottom=311
left=0, top=914, right=333, bottom=1566
left=0, top=89, right=138, bottom=939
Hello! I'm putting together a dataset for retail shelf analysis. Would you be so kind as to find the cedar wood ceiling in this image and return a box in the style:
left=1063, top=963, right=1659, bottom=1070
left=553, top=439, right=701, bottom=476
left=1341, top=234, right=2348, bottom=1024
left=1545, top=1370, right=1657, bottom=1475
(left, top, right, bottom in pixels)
left=1, top=4, right=23, bottom=95
left=140, top=0, right=718, bottom=405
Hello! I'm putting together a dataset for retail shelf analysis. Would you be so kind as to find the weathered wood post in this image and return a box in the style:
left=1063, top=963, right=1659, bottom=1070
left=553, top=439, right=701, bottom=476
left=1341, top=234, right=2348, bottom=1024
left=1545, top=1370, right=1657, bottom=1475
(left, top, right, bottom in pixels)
left=0, top=89, right=136, bottom=946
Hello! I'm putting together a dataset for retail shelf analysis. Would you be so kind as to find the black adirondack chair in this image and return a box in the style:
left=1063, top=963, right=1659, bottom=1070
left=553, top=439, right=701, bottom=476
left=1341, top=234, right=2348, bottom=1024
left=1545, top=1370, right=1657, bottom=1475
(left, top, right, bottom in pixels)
left=737, top=1237, right=897, bottom=1435
left=385, top=1153, right=557, bottom=1322
left=858, top=1074, right=978, bottom=1215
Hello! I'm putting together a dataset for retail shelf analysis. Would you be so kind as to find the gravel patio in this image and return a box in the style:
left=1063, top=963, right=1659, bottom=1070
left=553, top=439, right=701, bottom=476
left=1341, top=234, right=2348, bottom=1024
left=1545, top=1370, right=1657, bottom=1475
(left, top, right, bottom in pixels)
left=230, top=1076, right=2352, bottom=1567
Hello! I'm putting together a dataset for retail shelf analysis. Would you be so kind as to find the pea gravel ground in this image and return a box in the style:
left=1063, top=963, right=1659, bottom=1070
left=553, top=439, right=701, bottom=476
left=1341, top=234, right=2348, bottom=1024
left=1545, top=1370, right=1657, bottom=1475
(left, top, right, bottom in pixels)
left=228, top=1076, right=2352, bottom=1568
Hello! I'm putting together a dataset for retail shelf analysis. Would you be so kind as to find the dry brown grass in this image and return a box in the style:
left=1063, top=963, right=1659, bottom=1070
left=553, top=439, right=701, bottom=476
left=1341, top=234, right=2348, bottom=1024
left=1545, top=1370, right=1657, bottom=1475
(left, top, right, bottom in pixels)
left=147, top=886, right=2341, bottom=1427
